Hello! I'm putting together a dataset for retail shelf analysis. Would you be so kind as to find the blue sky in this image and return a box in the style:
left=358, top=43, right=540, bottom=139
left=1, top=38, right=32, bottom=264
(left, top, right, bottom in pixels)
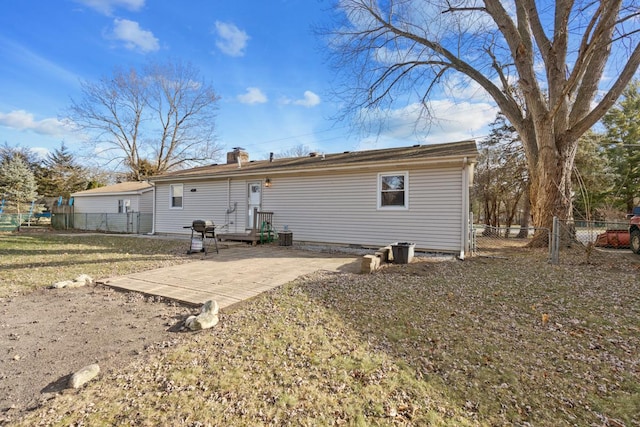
left=0, top=0, right=497, bottom=165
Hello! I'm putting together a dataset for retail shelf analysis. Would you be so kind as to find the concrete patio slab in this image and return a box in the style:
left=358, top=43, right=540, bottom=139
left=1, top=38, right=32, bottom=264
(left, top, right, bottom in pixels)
left=100, top=244, right=360, bottom=308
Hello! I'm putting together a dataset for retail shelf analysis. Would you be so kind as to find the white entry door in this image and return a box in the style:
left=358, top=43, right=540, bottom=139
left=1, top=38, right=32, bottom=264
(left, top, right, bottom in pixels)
left=247, top=182, right=262, bottom=229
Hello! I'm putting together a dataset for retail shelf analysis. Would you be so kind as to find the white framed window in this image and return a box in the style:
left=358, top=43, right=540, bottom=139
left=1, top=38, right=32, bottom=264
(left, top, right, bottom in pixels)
left=378, top=172, right=409, bottom=210
left=170, top=184, right=183, bottom=209
left=117, top=199, right=131, bottom=213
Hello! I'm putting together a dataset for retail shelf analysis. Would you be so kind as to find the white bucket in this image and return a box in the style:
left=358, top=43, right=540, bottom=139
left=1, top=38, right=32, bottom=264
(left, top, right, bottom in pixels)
left=191, top=238, right=203, bottom=251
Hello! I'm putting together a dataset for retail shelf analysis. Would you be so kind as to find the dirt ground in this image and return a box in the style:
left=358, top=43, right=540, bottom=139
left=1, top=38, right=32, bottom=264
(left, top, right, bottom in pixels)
left=0, top=284, right=194, bottom=425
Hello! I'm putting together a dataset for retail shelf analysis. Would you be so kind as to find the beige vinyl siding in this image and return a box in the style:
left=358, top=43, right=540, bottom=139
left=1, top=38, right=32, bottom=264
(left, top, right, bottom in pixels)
left=138, top=190, right=153, bottom=214
left=73, top=195, right=126, bottom=214
left=137, top=190, right=153, bottom=233
left=74, top=192, right=153, bottom=214
left=229, top=179, right=248, bottom=233
left=261, top=167, right=463, bottom=252
left=154, top=180, right=229, bottom=234
left=153, top=166, right=467, bottom=252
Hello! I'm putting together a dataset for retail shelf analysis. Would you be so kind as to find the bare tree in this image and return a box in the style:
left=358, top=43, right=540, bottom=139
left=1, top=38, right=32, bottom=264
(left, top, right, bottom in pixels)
left=325, top=0, right=640, bottom=241
left=275, top=144, right=312, bottom=158
left=68, top=59, right=222, bottom=181
left=473, top=113, right=528, bottom=237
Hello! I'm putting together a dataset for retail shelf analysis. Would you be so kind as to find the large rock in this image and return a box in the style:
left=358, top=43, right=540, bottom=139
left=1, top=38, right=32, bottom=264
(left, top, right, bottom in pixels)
left=51, top=274, right=94, bottom=289
left=68, top=363, right=100, bottom=389
left=185, top=300, right=220, bottom=331
left=51, top=280, right=74, bottom=289
left=74, top=274, right=94, bottom=286
left=201, top=299, right=219, bottom=315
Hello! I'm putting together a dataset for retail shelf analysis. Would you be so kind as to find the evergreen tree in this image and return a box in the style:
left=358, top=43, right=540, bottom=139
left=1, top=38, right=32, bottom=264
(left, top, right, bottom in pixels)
left=572, top=131, right=613, bottom=220
left=0, top=156, right=38, bottom=230
left=603, top=80, right=640, bottom=213
left=38, top=143, right=88, bottom=198
left=0, top=142, right=43, bottom=171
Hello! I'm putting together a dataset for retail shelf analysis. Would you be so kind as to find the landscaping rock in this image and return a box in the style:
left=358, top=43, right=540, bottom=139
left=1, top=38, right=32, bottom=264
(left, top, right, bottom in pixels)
left=68, top=364, right=100, bottom=389
left=51, top=274, right=94, bottom=289
left=51, top=280, right=74, bottom=289
left=201, top=299, right=219, bottom=315
left=74, top=274, right=94, bottom=286
left=185, top=300, right=220, bottom=331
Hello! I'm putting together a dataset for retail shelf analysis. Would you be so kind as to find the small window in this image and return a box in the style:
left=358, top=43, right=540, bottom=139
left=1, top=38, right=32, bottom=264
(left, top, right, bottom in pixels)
left=378, top=172, right=408, bottom=209
left=170, top=184, right=183, bottom=209
left=117, top=199, right=130, bottom=213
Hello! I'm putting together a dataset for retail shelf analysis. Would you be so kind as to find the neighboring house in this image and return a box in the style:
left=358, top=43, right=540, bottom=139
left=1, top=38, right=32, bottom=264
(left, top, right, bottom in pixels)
left=150, top=140, right=478, bottom=257
left=71, top=181, right=154, bottom=233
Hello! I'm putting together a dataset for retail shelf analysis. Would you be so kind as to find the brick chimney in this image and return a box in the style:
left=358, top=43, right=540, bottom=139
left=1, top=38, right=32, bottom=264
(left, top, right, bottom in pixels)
left=226, top=147, right=249, bottom=165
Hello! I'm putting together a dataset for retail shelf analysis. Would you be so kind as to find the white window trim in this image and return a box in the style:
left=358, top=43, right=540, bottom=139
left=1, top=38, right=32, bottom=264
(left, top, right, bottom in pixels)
left=117, top=199, right=131, bottom=213
left=170, top=184, right=184, bottom=209
left=377, top=171, right=409, bottom=210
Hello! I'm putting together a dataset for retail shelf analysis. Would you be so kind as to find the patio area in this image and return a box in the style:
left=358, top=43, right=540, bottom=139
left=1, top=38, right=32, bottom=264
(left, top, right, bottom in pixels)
left=99, top=243, right=361, bottom=307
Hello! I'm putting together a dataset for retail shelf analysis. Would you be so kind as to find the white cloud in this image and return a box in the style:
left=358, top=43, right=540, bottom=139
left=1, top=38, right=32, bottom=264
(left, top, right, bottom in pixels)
left=293, top=91, right=321, bottom=107
left=374, top=46, right=419, bottom=65
left=443, top=75, right=495, bottom=104
left=110, top=19, right=159, bottom=53
left=0, top=110, right=74, bottom=136
left=280, top=91, right=322, bottom=107
left=421, top=100, right=498, bottom=141
left=29, top=147, right=51, bottom=160
left=237, top=87, right=267, bottom=104
left=213, top=21, right=249, bottom=57
left=74, top=0, right=145, bottom=15
left=354, top=100, right=497, bottom=150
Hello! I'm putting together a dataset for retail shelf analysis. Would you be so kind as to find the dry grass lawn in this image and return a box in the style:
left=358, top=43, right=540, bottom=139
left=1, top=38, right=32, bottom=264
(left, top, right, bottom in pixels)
left=2, top=233, right=639, bottom=426
left=0, top=232, right=193, bottom=297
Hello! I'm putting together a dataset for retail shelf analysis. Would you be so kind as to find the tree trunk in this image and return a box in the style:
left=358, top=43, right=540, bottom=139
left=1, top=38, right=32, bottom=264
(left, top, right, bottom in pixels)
left=516, top=184, right=531, bottom=238
left=17, top=203, right=22, bottom=232
left=482, top=197, right=499, bottom=236
left=528, top=132, right=576, bottom=246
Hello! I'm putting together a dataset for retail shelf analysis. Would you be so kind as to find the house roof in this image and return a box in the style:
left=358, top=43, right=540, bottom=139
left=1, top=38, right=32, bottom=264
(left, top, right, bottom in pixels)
left=72, top=181, right=153, bottom=197
left=151, top=140, right=478, bottom=182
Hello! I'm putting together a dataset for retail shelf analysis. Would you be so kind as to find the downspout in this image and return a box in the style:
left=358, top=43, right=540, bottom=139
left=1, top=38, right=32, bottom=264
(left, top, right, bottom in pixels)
left=460, top=157, right=469, bottom=260
left=149, top=181, right=156, bottom=235
left=227, top=178, right=231, bottom=232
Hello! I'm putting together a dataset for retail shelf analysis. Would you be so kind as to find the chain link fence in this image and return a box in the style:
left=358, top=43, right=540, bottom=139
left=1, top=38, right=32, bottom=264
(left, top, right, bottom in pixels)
left=52, top=213, right=153, bottom=234
left=0, top=213, right=22, bottom=231
left=471, top=224, right=550, bottom=258
left=471, top=218, right=634, bottom=264
left=551, top=219, right=633, bottom=264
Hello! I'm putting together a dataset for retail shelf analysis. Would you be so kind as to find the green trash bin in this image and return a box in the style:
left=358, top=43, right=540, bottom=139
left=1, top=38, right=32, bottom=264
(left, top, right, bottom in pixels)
left=391, top=242, right=415, bottom=264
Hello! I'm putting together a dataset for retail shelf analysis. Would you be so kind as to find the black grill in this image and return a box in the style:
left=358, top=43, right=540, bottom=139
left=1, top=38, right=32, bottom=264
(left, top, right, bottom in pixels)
left=184, top=219, right=218, bottom=254
left=192, top=219, right=215, bottom=233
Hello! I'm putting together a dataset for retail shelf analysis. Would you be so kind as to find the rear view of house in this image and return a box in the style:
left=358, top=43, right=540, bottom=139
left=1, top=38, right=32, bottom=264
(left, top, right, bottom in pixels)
left=150, top=140, right=478, bottom=257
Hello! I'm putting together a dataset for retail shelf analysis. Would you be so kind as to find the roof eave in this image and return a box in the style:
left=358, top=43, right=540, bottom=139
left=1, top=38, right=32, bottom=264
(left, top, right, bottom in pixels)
left=72, top=188, right=153, bottom=197
left=150, top=153, right=477, bottom=183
